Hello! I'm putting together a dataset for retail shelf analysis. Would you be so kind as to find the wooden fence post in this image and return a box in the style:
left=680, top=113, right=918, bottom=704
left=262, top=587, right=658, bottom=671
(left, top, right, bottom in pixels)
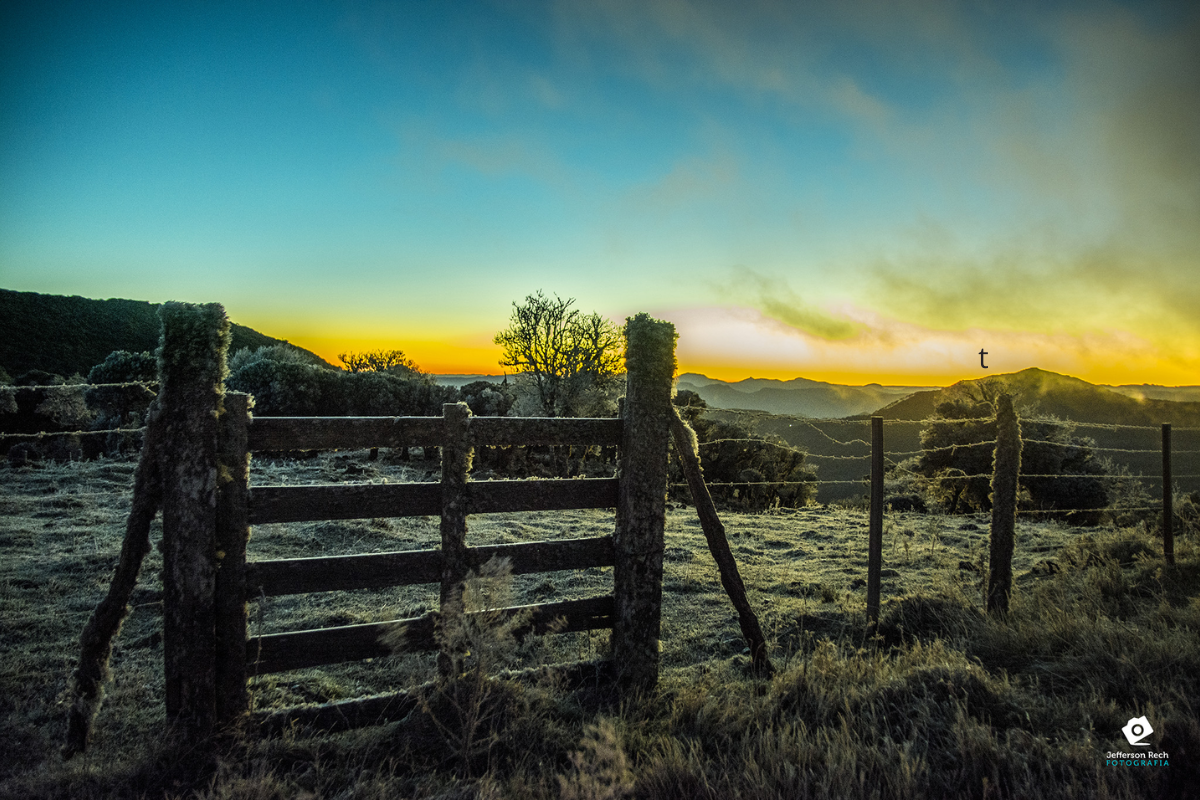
left=866, top=416, right=884, bottom=630
left=1163, top=423, right=1175, bottom=565
left=987, top=394, right=1021, bottom=616
left=157, top=302, right=230, bottom=739
left=612, top=313, right=675, bottom=693
left=215, top=392, right=251, bottom=724
left=669, top=409, right=773, bottom=676
left=439, top=401, right=473, bottom=676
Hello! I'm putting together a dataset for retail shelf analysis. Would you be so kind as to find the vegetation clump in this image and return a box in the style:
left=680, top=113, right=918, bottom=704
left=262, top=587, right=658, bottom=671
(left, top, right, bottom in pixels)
left=906, top=383, right=1111, bottom=522
left=494, top=291, right=624, bottom=418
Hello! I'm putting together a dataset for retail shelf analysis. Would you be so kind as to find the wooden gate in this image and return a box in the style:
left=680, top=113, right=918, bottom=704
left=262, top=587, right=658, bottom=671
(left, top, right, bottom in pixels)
left=154, top=306, right=675, bottom=736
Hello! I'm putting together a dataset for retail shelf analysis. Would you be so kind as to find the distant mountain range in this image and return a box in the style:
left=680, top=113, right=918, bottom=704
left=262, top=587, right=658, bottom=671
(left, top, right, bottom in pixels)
left=677, top=369, right=1200, bottom=424
left=676, top=373, right=931, bottom=418
left=0, top=289, right=332, bottom=380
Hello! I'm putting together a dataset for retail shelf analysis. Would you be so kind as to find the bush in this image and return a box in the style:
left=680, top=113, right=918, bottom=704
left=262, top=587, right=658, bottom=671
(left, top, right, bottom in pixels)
left=85, top=351, right=158, bottom=434
left=673, top=416, right=816, bottom=510
left=460, top=380, right=516, bottom=417
left=226, top=357, right=459, bottom=417
left=913, top=395, right=1109, bottom=521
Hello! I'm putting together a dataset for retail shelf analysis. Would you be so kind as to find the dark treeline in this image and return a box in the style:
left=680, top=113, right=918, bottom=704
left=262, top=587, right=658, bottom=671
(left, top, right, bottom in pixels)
left=0, top=289, right=329, bottom=380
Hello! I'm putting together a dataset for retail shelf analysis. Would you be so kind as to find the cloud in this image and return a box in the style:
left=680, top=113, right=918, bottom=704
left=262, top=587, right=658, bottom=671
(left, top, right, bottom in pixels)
left=727, top=268, right=861, bottom=341
left=865, top=5, right=1200, bottom=348
left=666, top=303, right=1186, bottom=385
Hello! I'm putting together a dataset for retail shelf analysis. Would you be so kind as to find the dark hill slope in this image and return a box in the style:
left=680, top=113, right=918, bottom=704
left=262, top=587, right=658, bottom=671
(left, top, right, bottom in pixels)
left=0, top=289, right=331, bottom=379
left=870, top=368, right=1200, bottom=427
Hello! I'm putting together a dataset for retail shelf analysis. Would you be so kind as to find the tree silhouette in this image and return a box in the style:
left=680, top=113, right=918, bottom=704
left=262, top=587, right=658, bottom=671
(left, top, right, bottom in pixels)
left=493, top=291, right=622, bottom=417
left=338, top=349, right=422, bottom=378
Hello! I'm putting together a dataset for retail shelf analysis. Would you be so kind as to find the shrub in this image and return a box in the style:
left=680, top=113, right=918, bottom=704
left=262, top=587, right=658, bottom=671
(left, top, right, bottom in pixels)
left=85, top=351, right=158, bottom=434
left=673, top=416, right=816, bottom=510
left=914, top=394, right=1109, bottom=521
left=460, top=380, right=516, bottom=417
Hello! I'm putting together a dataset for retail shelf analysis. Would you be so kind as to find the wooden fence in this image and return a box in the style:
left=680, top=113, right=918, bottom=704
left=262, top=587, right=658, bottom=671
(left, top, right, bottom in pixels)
left=155, top=306, right=676, bottom=738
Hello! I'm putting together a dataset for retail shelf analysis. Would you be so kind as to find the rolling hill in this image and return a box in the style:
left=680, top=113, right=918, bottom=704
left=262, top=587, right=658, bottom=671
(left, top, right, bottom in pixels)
left=868, top=367, right=1200, bottom=427
left=0, top=289, right=333, bottom=380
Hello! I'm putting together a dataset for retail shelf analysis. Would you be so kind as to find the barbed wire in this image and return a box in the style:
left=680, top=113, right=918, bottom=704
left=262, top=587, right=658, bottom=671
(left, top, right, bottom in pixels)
left=1, top=491, right=134, bottom=502
left=802, top=452, right=871, bottom=461
left=0, top=426, right=147, bottom=441
left=696, top=437, right=808, bottom=453
left=1, top=381, right=158, bottom=391
left=787, top=421, right=871, bottom=448
left=672, top=479, right=866, bottom=488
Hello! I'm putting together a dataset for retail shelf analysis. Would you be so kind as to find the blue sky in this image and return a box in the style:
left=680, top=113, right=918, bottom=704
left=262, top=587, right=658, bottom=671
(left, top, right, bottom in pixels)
left=2, top=1, right=1198, bottom=384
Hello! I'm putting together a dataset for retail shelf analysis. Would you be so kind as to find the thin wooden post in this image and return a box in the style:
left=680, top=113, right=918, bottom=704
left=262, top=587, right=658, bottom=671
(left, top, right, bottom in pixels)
left=987, top=394, right=1021, bottom=616
left=866, top=416, right=884, bottom=630
left=157, top=302, right=230, bottom=739
left=215, top=392, right=251, bottom=724
left=1163, top=423, right=1175, bottom=565
left=438, top=402, right=473, bottom=676
left=669, top=409, right=773, bottom=676
left=612, top=313, right=675, bottom=693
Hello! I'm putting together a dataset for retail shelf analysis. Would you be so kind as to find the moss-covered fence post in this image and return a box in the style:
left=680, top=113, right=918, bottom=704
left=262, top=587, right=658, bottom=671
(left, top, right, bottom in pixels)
left=438, top=401, right=473, bottom=677
left=215, top=391, right=251, bottom=724
left=157, top=302, right=230, bottom=739
left=987, top=393, right=1021, bottom=616
left=1163, top=423, right=1175, bottom=565
left=866, top=415, right=884, bottom=629
left=612, top=313, right=675, bottom=693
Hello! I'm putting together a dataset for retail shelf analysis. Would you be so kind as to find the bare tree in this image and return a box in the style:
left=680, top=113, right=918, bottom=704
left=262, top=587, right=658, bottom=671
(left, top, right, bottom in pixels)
left=493, top=291, right=623, bottom=417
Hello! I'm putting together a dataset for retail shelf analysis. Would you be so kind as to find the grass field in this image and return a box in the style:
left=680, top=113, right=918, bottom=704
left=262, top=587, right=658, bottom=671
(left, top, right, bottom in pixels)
left=2, top=449, right=1198, bottom=799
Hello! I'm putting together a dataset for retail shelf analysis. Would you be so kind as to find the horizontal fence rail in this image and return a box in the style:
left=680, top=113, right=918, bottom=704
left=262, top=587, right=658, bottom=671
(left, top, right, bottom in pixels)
left=246, top=535, right=615, bottom=597
left=247, top=595, right=616, bottom=674
left=246, top=415, right=624, bottom=452
left=248, top=477, right=619, bottom=524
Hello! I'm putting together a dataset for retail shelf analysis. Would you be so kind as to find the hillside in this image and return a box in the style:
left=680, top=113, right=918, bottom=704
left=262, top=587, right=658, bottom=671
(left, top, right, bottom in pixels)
left=0, top=289, right=333, bottom=379
left=677, top=372, right=931, bottom=418
left=869, top=367, right=1200, bottom=427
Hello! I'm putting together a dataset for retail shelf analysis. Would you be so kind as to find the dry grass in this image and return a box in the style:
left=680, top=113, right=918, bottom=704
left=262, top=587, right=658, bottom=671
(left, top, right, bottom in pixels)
left=2, top=450, right=1197, bottom=799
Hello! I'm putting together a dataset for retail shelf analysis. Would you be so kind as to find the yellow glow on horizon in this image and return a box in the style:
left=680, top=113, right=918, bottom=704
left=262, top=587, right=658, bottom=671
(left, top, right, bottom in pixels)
left=262, top=305, right=1197, bottom=388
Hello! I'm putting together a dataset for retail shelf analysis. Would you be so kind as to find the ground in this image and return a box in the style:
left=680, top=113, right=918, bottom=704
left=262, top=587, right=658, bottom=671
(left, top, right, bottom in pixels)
left=1, top=450, right=1196, bottom=799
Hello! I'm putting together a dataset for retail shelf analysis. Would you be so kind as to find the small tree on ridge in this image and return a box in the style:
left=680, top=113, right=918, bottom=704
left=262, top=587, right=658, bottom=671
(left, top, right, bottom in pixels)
left=493, top=291, right=623, bottom=417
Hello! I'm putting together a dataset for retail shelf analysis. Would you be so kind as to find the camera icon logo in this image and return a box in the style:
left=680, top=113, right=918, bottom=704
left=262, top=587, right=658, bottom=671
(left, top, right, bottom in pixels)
left=1122, top=716, right=1153, bottom=746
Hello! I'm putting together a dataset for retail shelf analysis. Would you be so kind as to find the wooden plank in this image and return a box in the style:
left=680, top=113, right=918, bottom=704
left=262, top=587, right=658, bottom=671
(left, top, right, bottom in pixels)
left=246, top=535, right=615, bottom=597
left=470, top=417, right=622, bottom=447
left=247, top=595, right=615, bottom=674
left=247, top=478, right=618, bottom=524
left=247, top=416, right=444, bottom=452
left=250, top=659, right=616, bottom=737
left=248, top=483, right=441, bottom=523
left=247, top=415, right=624, bottom=452
left=468, top=478, right=619, bottom=513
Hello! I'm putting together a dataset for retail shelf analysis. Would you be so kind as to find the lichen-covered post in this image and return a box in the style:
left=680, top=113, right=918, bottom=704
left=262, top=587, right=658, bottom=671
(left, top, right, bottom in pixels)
left=866, top=416, right=884, bottom=629
left=157, top=302, right=230, bottom=739
left=1163, top=423, right=1175, bottom=565
left=438, top=401, right=473, bottom=676
left=612, top=313, right=675, bottom=693
left=987, top=393, right=1021, bottom=616
left=215, top=391, right=251, bottom=724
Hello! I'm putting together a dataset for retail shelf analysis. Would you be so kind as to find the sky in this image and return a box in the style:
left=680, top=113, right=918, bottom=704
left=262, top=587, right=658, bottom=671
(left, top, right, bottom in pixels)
left=2, top=1, right=1198, bottom=386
